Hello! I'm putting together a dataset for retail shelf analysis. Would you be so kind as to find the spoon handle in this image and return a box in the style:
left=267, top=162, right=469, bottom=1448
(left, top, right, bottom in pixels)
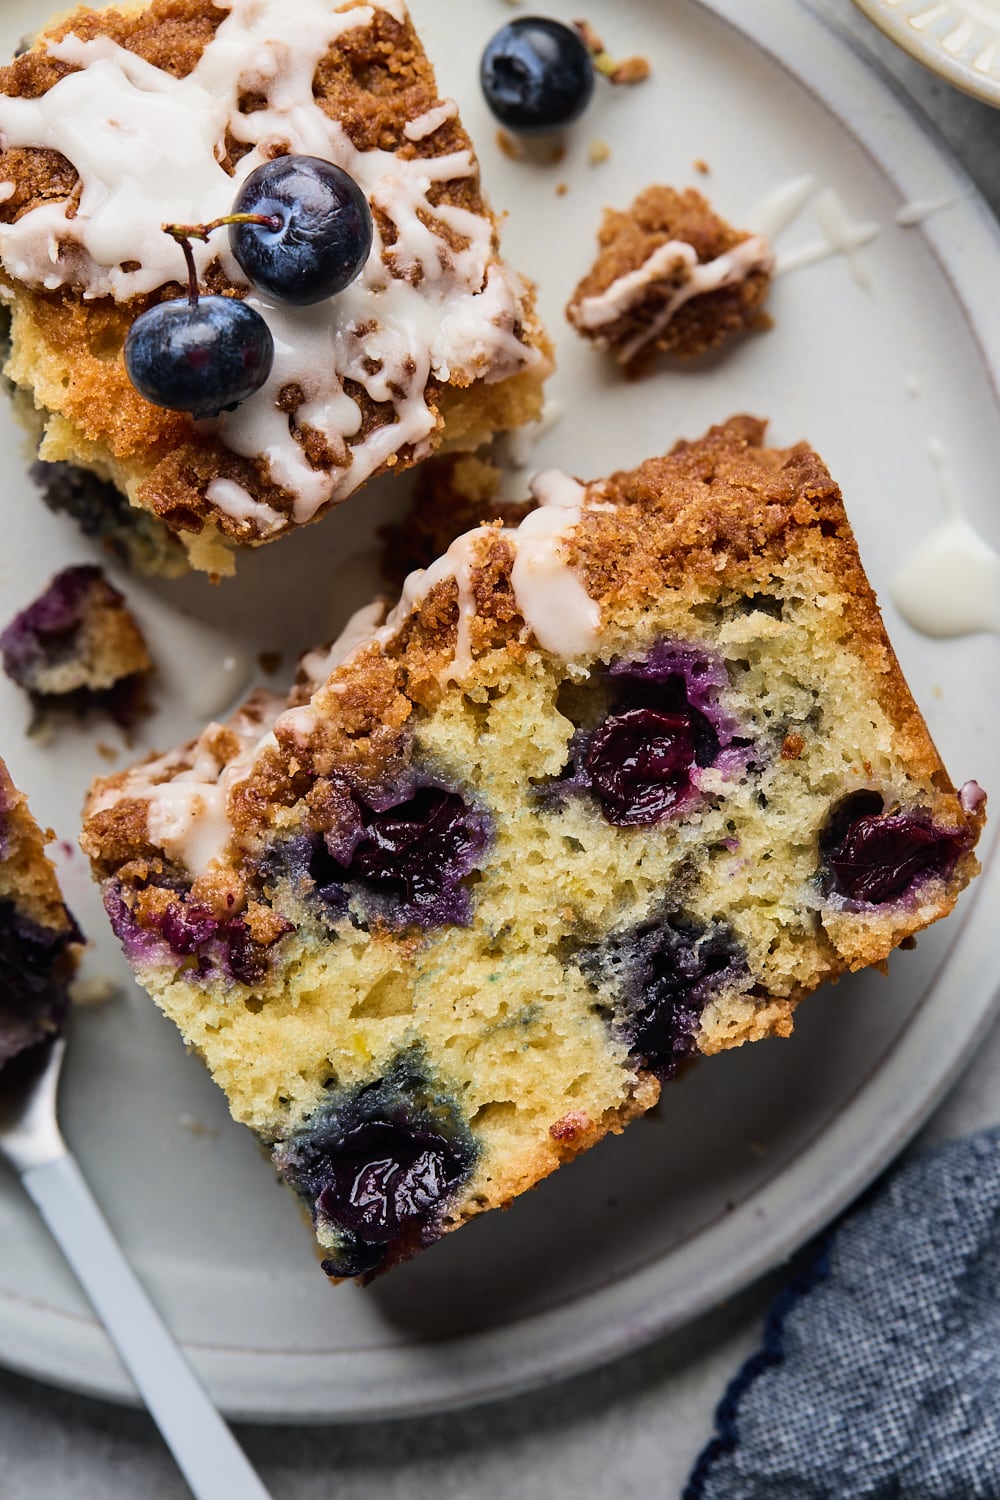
left=22, top=1150, right=273, bottom=1500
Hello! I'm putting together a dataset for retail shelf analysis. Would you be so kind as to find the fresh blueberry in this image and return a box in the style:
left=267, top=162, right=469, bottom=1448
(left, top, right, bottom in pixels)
left=124, top=295, right=274, bottom=419
left=229, top=155, right=373, bottom=305
left=821, top=791, right=965, bottom=904
left=481, top=17, right=595, bottom=133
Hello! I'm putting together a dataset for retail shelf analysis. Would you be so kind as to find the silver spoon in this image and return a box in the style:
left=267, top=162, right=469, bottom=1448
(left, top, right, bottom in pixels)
left=0, top=1035, right=273, bottom=1500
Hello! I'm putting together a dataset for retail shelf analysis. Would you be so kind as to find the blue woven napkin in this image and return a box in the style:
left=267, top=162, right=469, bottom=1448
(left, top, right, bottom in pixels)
left=685, top=1125, right=1000, bottom=1499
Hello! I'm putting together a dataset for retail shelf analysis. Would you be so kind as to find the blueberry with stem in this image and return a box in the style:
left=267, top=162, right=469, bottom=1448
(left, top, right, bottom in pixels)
left=124, top=229, right=274, bottom=420
left=228, top=156, right=373, bottom=305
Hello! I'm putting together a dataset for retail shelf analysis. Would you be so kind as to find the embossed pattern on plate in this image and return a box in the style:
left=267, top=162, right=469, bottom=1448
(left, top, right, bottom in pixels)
left=852, top=0, right=1000, bottom=106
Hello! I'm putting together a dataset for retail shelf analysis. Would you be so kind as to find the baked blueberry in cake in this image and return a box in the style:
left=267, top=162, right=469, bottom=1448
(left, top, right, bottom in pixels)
left=81, top=416, right=985, bottom=1280
left=0, top=757, right=81, bottom=1069
left=0, top=0, right=550, bottom=577
left=1, top=564, right=152, bottom=727
left=566, top=186, right=773, bottom=376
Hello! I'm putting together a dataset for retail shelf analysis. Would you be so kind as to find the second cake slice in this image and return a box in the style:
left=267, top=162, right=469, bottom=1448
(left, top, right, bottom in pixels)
left=81, top=417, right=985, bottom=1280
left=0, top=0, right=549, bottom=575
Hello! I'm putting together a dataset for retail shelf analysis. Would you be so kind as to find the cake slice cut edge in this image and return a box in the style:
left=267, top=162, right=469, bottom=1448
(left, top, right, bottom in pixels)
left=0, top=0, right=551, bottom=576
left=0, top=758, right=82, bottom=1070
left=81, top=415, right=986, bottom=1280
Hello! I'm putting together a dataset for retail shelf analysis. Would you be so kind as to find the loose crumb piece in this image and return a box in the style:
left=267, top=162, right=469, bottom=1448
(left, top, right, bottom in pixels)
left=69, top=974, right=118, bottom=1006
left=566, top=185, right=774, bottom=378
left=496, top=128, right=523, bottom=161
left=178, top=1113, right=221, bottom=1138
left=589, top=140, right=611, bottom=166
left=573, top=19, right=651, bottom=86
left=0, top=566, right=153, bottom=730
left=556, top=181, right=569, bottom=197
left=497, top=128, right=565, bottom=167
left=607, top=56, right=650, bottom=85
left=694, top=158, right=710, bottom=175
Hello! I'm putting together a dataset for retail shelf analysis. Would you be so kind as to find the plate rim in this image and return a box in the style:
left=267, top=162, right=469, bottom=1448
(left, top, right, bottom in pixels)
left=2, top=0, right=1000, bottom=1422
left=850, top=0, right=1000, bottom=110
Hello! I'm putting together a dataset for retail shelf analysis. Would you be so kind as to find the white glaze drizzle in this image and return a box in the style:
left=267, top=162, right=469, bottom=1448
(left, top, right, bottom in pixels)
left=889, top=438, right=1000, bottom=639
left=509, top=474, right=602, bottom=657
left=747, top=176, right=881, bottom=283
left=895, top=195, right=960, bottom=227
left=747, top=175, right=816, bottom=239
left=774, top=187, right=879, bottom=286
left=0, top=0, right=538, bottom=520
left=298, top=598, right=389, bottom=691
left=403, top=99, right=457, bottom=141
left=205, top=478, right=287, bottom=534
left=89, top=690, right=288, bottom=877
left=352, top=468, right=603, bottom=671
left=571, top=235, right=774, bottom=364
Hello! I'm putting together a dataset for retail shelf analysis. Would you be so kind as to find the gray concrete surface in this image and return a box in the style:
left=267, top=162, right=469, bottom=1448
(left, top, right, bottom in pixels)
left=3, top=5, right=999, bottom=1496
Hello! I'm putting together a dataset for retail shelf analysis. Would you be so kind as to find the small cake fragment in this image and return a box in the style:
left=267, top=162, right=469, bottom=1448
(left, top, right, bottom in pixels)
left=81, top=417, right=984, bottom=1282
left=0, top=758, right=81, bottom=1069
left=0, top=0, right=550, bottom=577
left=1, top=565, right=152, bottom=727
left=567, top=186, right=774, bottom=375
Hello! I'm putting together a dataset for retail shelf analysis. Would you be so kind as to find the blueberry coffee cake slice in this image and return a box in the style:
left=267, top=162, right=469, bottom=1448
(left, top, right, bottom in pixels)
left=81, top=416, right=984, bottom=1280
left=0, top=758, right=81, bottom=1069
left=567, top=186, right=773, bottom=376
left=0, top=0, right=550, bottom=577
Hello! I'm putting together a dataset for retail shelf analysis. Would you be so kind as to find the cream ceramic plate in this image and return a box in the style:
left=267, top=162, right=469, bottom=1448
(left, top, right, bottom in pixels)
left=0, top=0, right=998, bottom=1422
left=851, top=0, right=1000, bottom=108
